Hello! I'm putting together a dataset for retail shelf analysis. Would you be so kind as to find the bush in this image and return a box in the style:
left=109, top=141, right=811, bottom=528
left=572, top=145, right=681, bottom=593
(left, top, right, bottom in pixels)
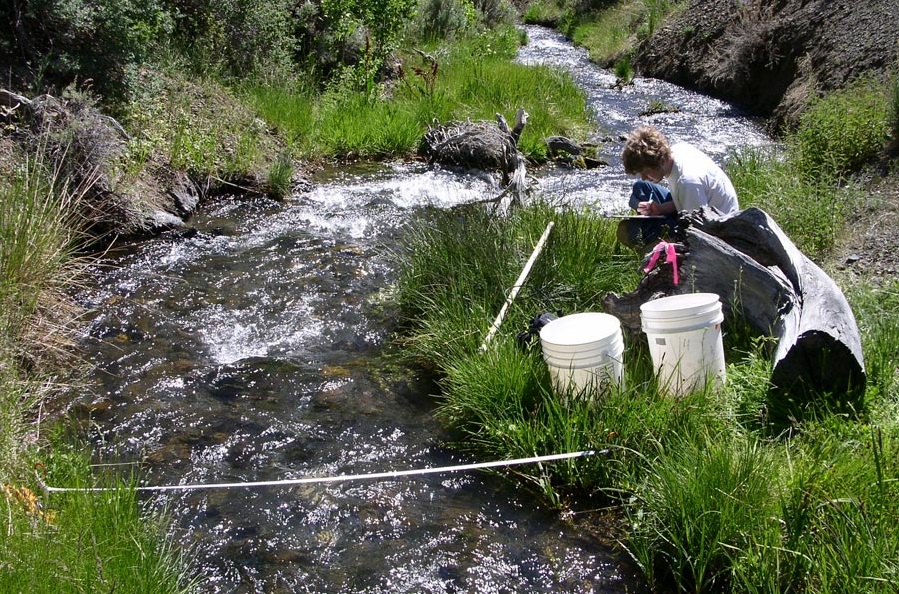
left=410, top=0, right=478, bottom=42
left=168, top=0, right=298, bottom=80
left=2, top=0, right=173, bottom=98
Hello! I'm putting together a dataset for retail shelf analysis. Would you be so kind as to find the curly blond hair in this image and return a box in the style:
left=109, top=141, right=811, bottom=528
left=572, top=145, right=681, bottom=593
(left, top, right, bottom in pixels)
left=621, top=126, right=671, bottom=175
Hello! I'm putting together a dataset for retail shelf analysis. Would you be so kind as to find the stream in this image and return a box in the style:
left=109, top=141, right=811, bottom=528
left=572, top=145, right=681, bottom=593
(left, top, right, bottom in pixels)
left=71, top=26, right=771, bottom=594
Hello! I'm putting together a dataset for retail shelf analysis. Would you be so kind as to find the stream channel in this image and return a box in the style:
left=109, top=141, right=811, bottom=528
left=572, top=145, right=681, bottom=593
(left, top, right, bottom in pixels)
left=71, top=25, right=772, bottom=594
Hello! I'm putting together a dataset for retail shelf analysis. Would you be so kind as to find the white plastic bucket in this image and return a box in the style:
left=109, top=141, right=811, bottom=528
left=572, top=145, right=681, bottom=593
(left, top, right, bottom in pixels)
left=640, top=293, right=726, bottom=396
left=539, top=312, right=625, bottom=396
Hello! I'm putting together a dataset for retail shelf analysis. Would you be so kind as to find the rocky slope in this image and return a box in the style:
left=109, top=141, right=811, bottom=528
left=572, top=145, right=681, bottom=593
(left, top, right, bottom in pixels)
left=633, top=0, right=899, bottom=131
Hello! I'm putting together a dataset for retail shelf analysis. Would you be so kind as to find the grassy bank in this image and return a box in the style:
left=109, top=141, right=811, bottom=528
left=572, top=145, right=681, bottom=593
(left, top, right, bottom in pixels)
left=392, top=66, right=899, bottom=594
left=0, top=153, right=195, bottom=591
left=3, top=0, right=896, bottom=591
left=524, top=0, right=682, bottom=79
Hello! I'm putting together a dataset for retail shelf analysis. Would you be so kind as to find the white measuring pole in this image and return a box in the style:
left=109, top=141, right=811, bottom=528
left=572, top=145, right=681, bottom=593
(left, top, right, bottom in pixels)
left=480, top=221, right=554, bottom=352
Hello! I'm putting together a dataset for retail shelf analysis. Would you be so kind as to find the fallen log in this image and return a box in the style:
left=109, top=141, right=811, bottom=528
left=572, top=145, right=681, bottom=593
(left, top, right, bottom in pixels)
left=603, top=206, right=865, bottom=416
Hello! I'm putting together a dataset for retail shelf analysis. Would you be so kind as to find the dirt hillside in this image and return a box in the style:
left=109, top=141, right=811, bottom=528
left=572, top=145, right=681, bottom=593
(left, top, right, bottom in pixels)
left=633, top=0, right=899, bottom=131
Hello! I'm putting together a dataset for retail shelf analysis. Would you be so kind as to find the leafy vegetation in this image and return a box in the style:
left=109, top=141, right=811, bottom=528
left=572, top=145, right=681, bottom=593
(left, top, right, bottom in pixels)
left=244, top=26, right=589, bottom=160
left=524, top=0, right=683, bottom=65
left=791, top=77, right=892, bottom=178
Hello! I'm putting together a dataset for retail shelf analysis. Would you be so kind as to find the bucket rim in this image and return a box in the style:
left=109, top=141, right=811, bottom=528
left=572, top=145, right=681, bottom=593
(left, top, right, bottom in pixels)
left=540, top=334, right=624, bottom=352
left=642, top=311, right=724, bottom=334
left=640, top=293, right=722, bottom=320
left=539, top=312, right=622, bottom=347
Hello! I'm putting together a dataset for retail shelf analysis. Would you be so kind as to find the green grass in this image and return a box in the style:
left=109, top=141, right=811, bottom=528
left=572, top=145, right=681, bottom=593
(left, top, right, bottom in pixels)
left=522, top=0, right=567, bottom=27
left=120, top=68, right=277, bottom=180
left=725, top=145, right=862, bottom=261
left=791, top=76, right=892, bottom=179
left=549, top=0, right=684, bottom=66
left=244, top=26, right=591, bottom=161
left=0, top=153, right=85, bottom=478
left=626, top=431, right=780, bottom=593
left=2, top=442, right=195, bottom=594
left=567, top=4, right=638, bottom=64
left=725, top=77, right=894, bottom=261
left=393, top=194, right=899, bottom=592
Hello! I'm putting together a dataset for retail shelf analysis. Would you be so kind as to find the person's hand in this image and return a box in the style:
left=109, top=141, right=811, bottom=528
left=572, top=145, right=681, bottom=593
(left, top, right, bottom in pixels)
left=637, top=200, right=655, bottom=215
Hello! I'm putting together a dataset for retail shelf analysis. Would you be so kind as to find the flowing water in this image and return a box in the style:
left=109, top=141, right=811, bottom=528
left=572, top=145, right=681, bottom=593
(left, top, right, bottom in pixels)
left=71, top=26, right=771, bottom=594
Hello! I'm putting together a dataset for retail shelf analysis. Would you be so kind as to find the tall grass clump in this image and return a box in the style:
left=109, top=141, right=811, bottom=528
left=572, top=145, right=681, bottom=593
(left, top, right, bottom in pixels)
left=0, top=152, right=88, bottom=410
left=393, top=199, right=637, bottom=361
left=623, top=417, right=899, bottom=594
left=0, top=152, right=91, bottom=556
left=523, top=0, right=567, bottom=27
left=625, top=432, right=780, bottom=592
left=393, top=192, right=899, bottom=590
left=566, top=4, right=636, bottom=65
left=392, top=197, right=743, bottom=500
left=727, top=76, right=894, bottom=259
left=613, top=53, right=634, bottom=84
left=726, top=145, right=862, bottom=260
left=265, top=152, right=295, bottom=199
left=0, top=152, right=194, bottom=593
left=842, top=279, right=899, bottom=417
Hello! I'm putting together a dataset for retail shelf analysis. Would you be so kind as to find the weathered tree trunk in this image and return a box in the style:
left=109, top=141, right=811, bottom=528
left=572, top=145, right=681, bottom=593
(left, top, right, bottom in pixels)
left=603, top=206, right=866, bottom=412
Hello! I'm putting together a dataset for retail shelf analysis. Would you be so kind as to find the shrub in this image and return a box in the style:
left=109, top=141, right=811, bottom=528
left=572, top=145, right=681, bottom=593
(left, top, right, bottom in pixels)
left=170, top=0, right=298, bottom=80
left=2, top=0, right=173, bottom=98
left=523, top=1, right=566, bottom=26
left=409, top=0, right=478, bottom=42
